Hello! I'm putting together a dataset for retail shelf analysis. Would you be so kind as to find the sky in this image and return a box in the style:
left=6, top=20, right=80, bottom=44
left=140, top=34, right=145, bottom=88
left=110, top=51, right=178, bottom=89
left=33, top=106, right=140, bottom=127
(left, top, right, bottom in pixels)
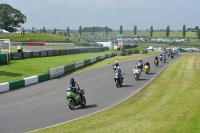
left=1, top=0, right=200, bottom=30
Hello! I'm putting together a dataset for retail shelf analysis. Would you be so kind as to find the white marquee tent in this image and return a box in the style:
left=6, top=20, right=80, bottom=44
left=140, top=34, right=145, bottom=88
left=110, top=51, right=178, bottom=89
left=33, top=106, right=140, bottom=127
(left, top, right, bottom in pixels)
left=0, top=29, right=10, bottom=34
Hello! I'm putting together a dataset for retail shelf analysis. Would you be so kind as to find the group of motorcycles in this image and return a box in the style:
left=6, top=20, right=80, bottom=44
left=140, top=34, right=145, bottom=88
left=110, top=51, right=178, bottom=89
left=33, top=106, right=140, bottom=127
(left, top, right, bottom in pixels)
left=65, top=50, right=177, bottom=110
left=133, top=62, right=150, bottom=81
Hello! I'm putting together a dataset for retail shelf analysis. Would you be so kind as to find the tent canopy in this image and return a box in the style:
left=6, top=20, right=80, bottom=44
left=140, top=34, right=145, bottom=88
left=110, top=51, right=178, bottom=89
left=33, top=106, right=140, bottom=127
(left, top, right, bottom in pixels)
left=0, top=29, right=10, bottom=34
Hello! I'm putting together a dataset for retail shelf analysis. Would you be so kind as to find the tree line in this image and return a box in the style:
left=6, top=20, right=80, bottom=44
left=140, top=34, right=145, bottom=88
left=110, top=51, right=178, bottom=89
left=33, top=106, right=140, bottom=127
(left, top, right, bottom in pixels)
left=1, top=3, right=200, bottom=39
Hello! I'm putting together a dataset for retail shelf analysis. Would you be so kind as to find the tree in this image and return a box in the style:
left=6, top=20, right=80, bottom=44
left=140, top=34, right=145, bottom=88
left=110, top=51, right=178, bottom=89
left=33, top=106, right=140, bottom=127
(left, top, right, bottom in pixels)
left=79, top=25, right=82, bottom=35
left=119, top=25, right=123, bottom=34
left=105, top=26, right=108, bottom=35
left=166, top=26, right=170, bottom=37
left=182, top=25, right=186, bottom=37
left=52, top=28, right=56, bottom=34
left=0, top=3, right=26, bottom=32
left=195, top=26, right=199, bottom=30
left=196, top=29, right=200, bottom=39
left=150, top=26, right=153, bottom=37
left=42, top=27, right=46, bottom=33
left=92, top=26, right=95, bottom=35
left=133, top=25, right=137, bottom=35
left=67, top=27, right=69, bottom=34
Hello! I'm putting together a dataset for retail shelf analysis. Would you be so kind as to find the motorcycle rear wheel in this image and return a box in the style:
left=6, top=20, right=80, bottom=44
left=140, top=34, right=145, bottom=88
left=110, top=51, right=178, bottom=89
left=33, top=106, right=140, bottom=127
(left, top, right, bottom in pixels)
left=81, top=96, right=86, bottom=107
left=68, top=99, right=76, bottom=110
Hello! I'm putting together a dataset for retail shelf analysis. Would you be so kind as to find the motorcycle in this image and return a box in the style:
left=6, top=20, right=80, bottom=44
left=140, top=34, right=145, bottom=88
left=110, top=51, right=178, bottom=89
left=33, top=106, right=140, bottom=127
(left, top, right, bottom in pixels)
left=65, top=88, right=86, bottom=110
left=163, top=58, right=166, bottom=63
left=171, top=54, right=174, bottom=59
left=154, top=59, right=158, bottom=66
left=160, top=56, right=163, bottom=61
left=133, top=69, right=140, bottom=81
left=144, top=65, right=149, bottom=74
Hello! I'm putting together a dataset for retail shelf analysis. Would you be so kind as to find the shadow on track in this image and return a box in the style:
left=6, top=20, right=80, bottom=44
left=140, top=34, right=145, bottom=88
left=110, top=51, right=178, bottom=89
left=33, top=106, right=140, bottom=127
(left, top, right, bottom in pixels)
left=147, top=73, right=157, bottom=74
left=76, top=104, right=98, bottom=110
left=121, top=85, right=132, bottom=87
left=155, top=66, right=164, bottom=67
left=138, top=79, right=149, bottom=81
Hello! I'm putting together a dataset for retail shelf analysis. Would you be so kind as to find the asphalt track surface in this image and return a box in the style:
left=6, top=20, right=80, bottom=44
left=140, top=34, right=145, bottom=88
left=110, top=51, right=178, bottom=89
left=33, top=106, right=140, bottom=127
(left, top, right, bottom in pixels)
left=0, top=54, right=180, bottom=133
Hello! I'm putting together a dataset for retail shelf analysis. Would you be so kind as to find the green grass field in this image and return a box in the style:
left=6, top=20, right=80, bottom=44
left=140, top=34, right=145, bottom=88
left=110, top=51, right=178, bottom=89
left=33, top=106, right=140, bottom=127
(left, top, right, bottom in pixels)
left=31, top=53, right=200, bottom=133
left=0, top=33, right=83, bottom=43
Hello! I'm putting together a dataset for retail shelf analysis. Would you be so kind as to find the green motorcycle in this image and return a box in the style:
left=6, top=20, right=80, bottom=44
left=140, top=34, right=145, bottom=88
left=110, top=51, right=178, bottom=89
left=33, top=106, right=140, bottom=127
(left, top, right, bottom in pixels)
left=65, top=88, right=86, bottom=110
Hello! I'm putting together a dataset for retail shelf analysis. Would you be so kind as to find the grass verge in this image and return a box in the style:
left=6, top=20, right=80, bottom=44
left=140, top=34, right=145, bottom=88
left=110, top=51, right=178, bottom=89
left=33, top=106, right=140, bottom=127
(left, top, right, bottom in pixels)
left=31, top=53, right=200, bottom=133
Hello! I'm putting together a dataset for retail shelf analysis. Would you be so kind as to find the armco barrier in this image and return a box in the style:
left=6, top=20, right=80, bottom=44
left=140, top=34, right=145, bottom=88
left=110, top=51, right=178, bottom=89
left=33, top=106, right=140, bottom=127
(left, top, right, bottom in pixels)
left=96, top=56, right=101, bottom=61
left=40, top=50, right=47, bottom=57
left=11, top=52, right=23, bottom=60
left=64, top=64, right=75, bottom=73
left=60, top=49, right=66, bottom=55
left=54, top=50, right=61, bottom=56
left=23, top=52, right=32, bottom=59
left=26, top=42, right=45, bottom=46
left=68, top=63, right=75, bottom=71
left=76, top=49, right=80, bottom=54
left=101, top=54, right=105, bottom=59
left=38, top=73, right=49, bottom=82
left=66, top=49, right=71, bottom=54
left=70, top=49, right=76, bottom=54
left=75, top=60, right=84, bottom=68
left=90, top=57, right=97, bottom=63
left=49, top=66, right=65, bottom=79
left=9, top=79, right=25, bottom=90
left=47, top=50, right=54, bottom=56
left=24, top=76, right=38, bottom=86
left=32, top=51, right=40, bottom=57
left=21, top=42, right=26, bottom=46
left=0, top=82, right=9, bottom=93
left=84, top=59, right=90, bottom=65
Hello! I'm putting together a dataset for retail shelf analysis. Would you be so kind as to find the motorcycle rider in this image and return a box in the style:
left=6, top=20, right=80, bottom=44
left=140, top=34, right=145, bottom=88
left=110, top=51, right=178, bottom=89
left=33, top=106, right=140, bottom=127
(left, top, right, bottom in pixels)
left=154, top=55, right=159, bottom=65
left=133, top=65, right=141, bottom=76
left=137, top=59, right=143, bottom=69
left=171, top=52, right=174, bottom=58
left=114, top=67, right=124, bottom=83
left=160, top=53, right=163, bottom=61
left=113, top=61, right=119, bottom=70
left=144, top=61, right=150, bottom=71
left=69, top=78, right=80, bottom=95
left=163, top=53, right=166, bottom=61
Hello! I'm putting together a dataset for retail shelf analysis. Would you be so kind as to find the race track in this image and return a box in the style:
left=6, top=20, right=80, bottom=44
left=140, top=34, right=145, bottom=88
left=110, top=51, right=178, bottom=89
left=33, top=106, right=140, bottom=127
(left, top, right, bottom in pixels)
left=0, top=54, right=180, bottom=133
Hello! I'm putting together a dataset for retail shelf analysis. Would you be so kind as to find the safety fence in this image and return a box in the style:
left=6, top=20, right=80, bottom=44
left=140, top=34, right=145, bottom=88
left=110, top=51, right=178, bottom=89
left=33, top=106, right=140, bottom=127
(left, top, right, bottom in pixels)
left=10, top=47, right=109, bottom=60
left=49, top=53, right=116, bottom=79
left=0, top=53, right=116, bottom=93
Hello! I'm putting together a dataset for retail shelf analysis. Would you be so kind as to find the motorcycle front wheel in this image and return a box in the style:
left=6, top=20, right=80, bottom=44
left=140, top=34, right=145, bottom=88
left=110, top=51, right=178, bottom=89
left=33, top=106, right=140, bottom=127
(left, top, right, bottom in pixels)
left=116, top=79, right=120, bottom=88
left=68, top=99, right=76, bottom=110
left=135, top=75, right=139, bottom=81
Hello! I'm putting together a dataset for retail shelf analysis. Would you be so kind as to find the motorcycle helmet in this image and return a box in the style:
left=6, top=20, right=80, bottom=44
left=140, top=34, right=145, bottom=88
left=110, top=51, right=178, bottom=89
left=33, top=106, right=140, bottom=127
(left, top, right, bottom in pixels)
left=115, top=61, right=118, bottom=63
left=70, top=78, right=75, bottom=83
left=117, top=67, right=120, bottom=70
